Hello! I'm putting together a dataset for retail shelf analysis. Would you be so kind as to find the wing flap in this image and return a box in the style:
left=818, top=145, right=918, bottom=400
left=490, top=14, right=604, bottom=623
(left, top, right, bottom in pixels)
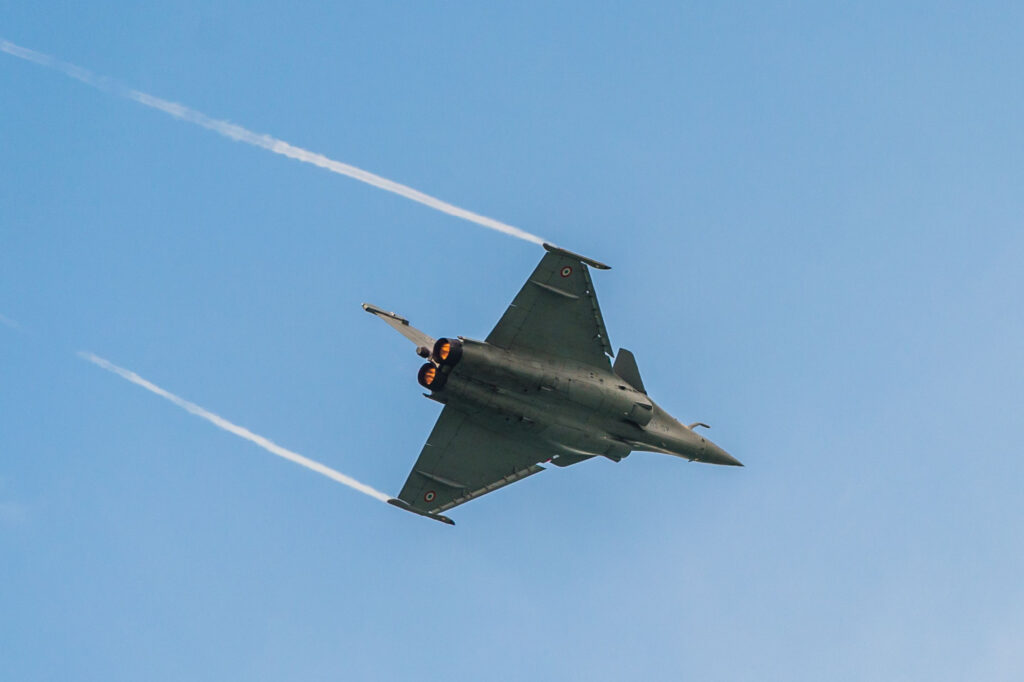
left=434, top=463, right=545, bottom=513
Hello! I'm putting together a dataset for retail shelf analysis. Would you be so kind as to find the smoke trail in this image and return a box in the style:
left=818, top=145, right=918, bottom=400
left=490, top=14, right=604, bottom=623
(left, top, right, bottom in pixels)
left=1, top=39, right=546, bottom=245
left=79, top=351, right=392, bottom=504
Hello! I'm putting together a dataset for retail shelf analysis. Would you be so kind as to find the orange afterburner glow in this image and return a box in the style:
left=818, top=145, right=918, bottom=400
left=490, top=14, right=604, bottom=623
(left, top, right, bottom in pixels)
left=418, top=362, right=447, bottom=390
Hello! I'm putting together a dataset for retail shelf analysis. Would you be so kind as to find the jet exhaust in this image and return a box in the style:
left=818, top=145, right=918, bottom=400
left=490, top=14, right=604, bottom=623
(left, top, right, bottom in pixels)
left=1, top=39, right=546, bottom=246
left=78, top=351, right=392, bottom=504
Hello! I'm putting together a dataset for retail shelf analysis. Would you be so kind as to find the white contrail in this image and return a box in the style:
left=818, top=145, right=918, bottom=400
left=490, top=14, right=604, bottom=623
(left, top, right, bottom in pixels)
left=79, top=351, right=392, bottom=504
left=1, top=39, right=546, bottom=245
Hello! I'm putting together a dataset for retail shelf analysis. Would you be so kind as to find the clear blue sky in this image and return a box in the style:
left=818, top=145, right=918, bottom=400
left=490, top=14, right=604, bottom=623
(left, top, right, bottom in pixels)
left=2, top=3, right=1023, bottom=680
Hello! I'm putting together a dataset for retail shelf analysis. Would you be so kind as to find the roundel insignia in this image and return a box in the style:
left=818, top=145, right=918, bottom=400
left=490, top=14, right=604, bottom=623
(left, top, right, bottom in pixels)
left=560, top=266, right=572, bottom=278
left=424, top=490, right=436, bottom=503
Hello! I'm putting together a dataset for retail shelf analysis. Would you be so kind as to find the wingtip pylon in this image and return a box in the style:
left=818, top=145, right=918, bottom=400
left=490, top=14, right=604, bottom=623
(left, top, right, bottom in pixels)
left=542, top=243, right=611, bottom=270
left=362, top=303, right=406, bottom=323
left=387, top=497, right=456, bottom=526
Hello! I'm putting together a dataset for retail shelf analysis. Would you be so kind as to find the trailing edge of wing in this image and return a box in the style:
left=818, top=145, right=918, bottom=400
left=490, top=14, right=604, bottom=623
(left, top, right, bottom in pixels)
left=362, top=303, right=435, bottom=349
left=431, top=463, right=545, bottom=513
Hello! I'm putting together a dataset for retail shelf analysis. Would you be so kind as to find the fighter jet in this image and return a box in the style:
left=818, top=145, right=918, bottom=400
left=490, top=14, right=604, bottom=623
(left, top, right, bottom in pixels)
left=365, top=243, right=740, bottom=525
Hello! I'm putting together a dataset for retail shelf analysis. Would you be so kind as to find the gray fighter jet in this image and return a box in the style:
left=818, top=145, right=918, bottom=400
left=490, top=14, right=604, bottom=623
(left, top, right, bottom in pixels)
left=365, top=244, right=740, bottom=525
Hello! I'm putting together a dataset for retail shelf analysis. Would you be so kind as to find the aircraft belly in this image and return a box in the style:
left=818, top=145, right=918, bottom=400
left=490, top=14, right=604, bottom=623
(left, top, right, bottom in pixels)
left=539, top=424, right=631, bottom=461
left=439, top=374, right=633, bottom=462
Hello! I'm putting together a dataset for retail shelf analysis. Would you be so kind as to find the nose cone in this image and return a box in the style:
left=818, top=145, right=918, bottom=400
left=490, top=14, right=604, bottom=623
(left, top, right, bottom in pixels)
left=702, top=439, right=743, bottom=467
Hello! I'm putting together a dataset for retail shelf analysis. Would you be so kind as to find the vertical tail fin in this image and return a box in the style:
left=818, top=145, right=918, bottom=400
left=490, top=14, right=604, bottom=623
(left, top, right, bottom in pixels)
left=613, top=349, right=646, bottom=394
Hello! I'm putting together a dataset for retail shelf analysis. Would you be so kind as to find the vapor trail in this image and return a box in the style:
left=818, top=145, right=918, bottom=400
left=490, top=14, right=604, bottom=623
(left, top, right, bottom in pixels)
left=79, top=351, right=392, bottom=504
left=1, top=39, right=545, bottom=245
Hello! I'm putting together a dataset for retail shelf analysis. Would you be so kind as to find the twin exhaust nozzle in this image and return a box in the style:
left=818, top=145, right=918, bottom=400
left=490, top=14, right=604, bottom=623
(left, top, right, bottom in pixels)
left=417, top=338, right=464, bottom=390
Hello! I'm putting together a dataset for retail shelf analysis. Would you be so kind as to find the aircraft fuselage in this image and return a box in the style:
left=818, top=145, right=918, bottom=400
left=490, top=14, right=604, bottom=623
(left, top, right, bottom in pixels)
left=420, top=337, right=740, bottom=468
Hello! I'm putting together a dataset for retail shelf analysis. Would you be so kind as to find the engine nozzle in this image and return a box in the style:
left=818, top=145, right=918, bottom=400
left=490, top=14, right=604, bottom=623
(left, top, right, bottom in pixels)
left=431, top=337, right=463, bottom=366
left=417, top=362, right=448, bottom=391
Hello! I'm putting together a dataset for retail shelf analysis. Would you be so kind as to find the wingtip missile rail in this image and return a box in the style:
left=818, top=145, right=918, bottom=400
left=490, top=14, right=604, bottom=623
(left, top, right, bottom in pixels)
left=387, top=497, right=456, bottom=526
left=541, top=243, right=611, bottom=270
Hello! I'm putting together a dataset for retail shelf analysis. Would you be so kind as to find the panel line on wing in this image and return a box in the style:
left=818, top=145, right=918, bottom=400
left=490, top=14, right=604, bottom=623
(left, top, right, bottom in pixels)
left=529, top=279, right=580, bottom=299
left=415, top=469, right=467, bottom=489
